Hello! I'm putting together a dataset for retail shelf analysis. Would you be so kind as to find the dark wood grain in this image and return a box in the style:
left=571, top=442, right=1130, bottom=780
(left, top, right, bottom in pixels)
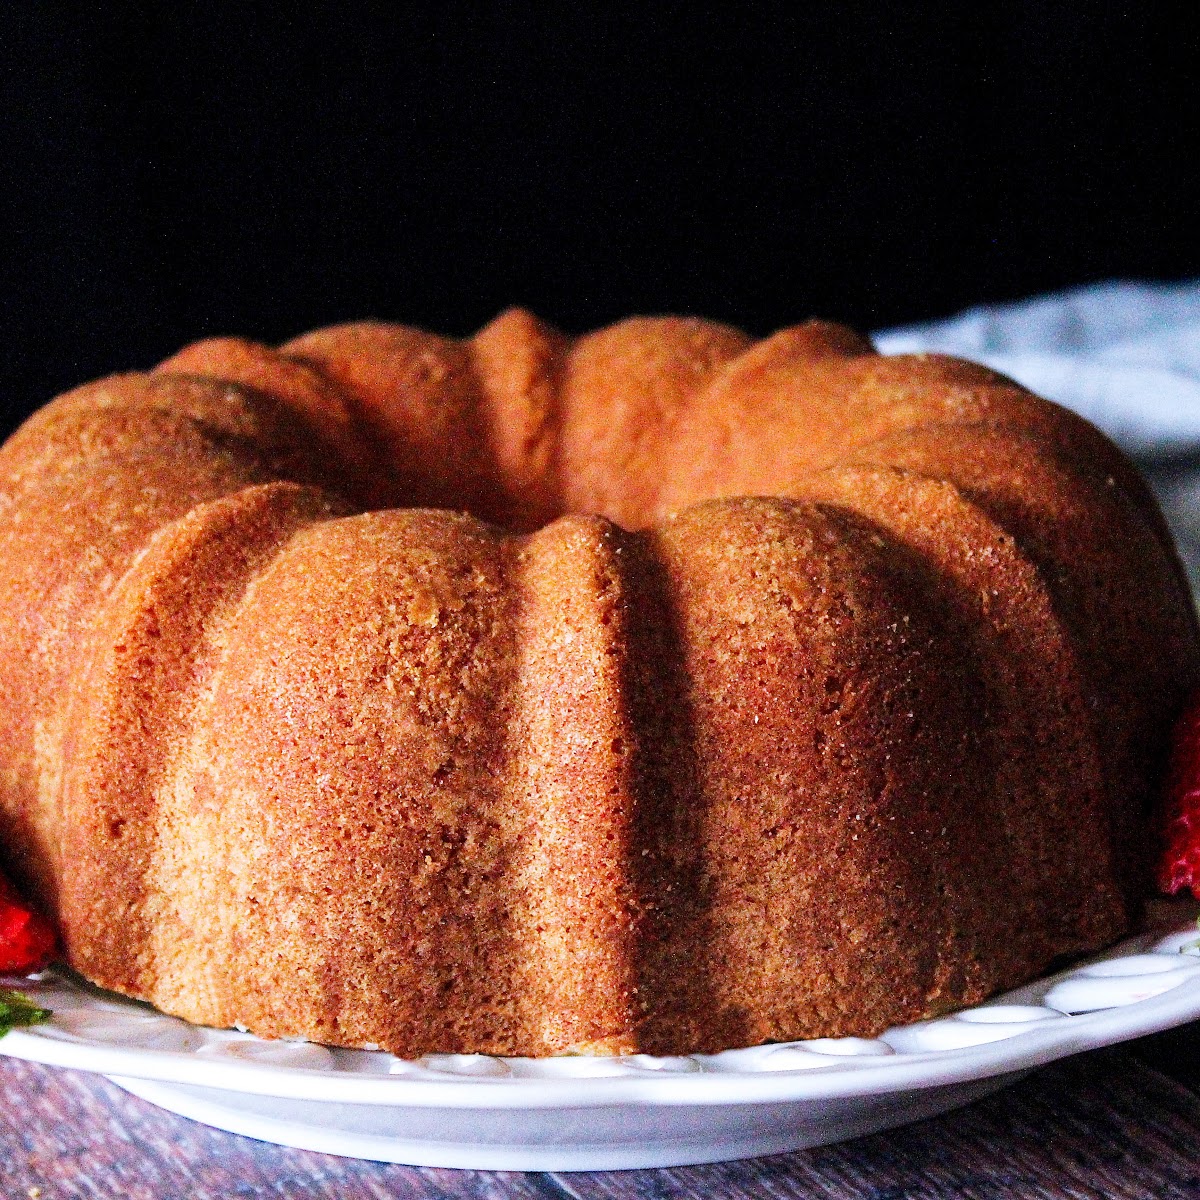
left=4, top=1024, right=1200, bottom=1199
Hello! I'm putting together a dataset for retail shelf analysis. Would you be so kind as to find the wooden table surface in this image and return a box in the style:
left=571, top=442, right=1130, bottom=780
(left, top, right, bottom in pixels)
left=2, top=1019, right=1199, bottom=1199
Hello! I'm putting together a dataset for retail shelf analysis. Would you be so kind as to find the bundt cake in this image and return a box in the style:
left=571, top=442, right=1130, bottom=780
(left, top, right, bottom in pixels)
left=0, top=310, right=1195, bottom=1057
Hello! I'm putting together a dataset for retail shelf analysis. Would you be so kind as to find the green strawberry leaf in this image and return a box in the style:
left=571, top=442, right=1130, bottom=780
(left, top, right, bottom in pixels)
left=0, top=987, right=51, bottom=1037
left=1179, top=915, right=1200, bottom=955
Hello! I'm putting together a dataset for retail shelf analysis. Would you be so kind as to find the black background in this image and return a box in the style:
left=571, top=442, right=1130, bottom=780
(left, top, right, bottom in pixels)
left=2, top=5, right=1198, bottom=434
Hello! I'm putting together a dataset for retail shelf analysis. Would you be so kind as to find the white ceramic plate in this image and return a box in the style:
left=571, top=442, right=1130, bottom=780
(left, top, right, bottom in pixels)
left=2, top=899, right=1199, bottom=1170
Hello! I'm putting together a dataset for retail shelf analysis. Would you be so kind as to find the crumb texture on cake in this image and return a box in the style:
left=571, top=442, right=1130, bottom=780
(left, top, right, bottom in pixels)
left=0, top=310, right=1195, bottom=1057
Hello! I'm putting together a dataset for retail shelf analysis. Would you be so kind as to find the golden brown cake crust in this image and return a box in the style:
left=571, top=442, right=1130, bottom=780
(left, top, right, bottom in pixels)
left=0, top=312, right=1195, bottom=1057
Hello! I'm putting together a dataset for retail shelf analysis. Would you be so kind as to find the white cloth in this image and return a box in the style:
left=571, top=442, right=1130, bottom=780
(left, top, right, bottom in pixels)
left=875, top=280, right=1200, bottom=458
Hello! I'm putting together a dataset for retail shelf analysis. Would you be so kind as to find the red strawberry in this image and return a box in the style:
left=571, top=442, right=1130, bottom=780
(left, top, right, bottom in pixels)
left=1158, top=693, right=1200, bottom=897
left=0, top=873, right=56, bottom=974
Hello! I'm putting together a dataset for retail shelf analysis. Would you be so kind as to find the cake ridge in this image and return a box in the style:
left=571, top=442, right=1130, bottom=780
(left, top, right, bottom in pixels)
left=503, top=514, right=641, bottom=1054
left=794, top=463, right=1123, bottom=950
left=633, top=495, right=995, bottom=1049
left=470, top=307, right=569, bottom=533
left=58, top=482, right=343, bottom=998
left=843, top=417, right=1200, bottom=901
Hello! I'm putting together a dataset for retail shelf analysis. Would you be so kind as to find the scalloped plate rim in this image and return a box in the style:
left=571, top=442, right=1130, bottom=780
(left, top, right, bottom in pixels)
left=1, top=905, right=1199, bottom=1110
